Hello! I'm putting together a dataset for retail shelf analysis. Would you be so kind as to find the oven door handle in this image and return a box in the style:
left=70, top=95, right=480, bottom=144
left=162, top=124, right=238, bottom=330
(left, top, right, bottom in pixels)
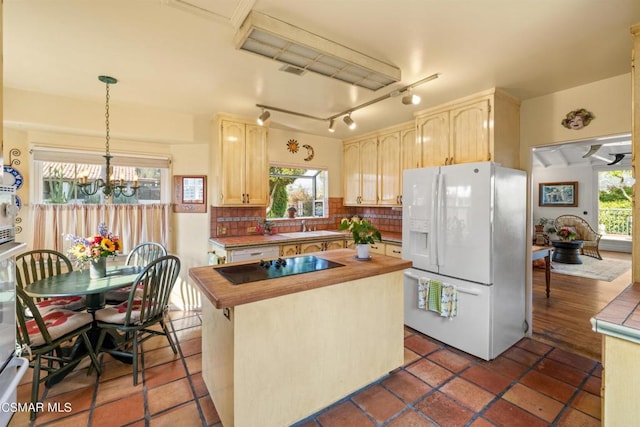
left=0, top=357, right=29, bottom=404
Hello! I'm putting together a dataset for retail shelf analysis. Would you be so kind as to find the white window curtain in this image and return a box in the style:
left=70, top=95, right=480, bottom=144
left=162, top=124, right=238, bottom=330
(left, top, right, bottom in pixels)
left=31, top=203, right=170, bottom=254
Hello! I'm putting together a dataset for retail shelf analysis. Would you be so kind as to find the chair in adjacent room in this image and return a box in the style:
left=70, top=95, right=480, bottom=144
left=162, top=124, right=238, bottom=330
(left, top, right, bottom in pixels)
left=15, top=287, right=102, bottom=420
left=16, top=249, right=86, bottom=314
left=554, top=214, right=603, bottom=259
left=104, top=242, right=167, bottom=303
left=93, top=255, right=181, bottom=385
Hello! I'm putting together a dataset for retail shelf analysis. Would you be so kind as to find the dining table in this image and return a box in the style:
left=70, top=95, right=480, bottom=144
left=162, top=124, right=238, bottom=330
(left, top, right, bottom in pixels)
left=23, top=265, right=144, bottom=384
left=24, top=265, right=144, bottom=314
left=532, top=245, right=553, bottom=298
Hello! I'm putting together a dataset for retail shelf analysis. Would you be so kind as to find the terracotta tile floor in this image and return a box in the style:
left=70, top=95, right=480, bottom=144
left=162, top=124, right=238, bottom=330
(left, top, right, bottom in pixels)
left=9, top=311, right=601, bottom=426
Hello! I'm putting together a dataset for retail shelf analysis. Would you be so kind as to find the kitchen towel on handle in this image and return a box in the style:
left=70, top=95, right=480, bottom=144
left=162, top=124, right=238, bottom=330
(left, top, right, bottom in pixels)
left=428, top=280, right=442, bottom=313
left=440, top=284, right=458, bottom=319
left=418, top=277, right=429, bottom=310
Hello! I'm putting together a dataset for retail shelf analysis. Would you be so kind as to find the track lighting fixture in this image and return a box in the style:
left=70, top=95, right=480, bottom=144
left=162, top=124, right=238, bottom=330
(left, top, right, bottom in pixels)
left=255, top=73, right=439, bottom=132
left=343, top=114, right=356, bottom=130
left=257, top=109, right=270, bottom=126
left=328, top=119, right=336, bottom=133
left=402, top=91, right=421, bottom=105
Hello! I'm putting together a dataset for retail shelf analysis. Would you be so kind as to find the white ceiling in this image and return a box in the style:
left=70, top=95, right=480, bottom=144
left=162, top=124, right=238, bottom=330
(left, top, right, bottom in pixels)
left=532, top=133, right=633, bottom=169
left=4, top=0, right=640, bottom=140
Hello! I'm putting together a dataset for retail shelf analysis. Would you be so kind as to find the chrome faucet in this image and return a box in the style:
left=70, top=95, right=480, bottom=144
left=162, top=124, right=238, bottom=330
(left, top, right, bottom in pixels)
left=301, top=220, right=307, bottom=232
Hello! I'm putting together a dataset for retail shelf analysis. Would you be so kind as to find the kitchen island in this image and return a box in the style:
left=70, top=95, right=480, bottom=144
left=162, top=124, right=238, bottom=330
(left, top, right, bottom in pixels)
left=189, top=248, right=410, bottom=427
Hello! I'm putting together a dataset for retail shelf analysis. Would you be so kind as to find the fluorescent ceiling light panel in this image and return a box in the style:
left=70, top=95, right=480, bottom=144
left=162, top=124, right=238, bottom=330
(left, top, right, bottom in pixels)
left=235, top=11, right=401, bottom=90
left=164, top=0, right=255, bottom=27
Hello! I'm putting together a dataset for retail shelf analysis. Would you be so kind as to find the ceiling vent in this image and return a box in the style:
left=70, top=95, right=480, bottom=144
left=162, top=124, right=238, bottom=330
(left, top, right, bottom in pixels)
left=235, top=11, right=401, bottom=91
left=280, top=64, right=307, bottom=76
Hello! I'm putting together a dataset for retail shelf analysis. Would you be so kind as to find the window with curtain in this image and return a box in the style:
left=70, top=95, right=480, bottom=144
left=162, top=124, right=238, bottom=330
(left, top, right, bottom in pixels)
left=30, top=147, right=172, bottom=252
left=31, top=147, right=170, bottom=205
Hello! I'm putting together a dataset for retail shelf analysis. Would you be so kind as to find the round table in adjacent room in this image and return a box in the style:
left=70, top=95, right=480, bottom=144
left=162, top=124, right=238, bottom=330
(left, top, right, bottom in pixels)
left=551, top=240, right=584, bottom=264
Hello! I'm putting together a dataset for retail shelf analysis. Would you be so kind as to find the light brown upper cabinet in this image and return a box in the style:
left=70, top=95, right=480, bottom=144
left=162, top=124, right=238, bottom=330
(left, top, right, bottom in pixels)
left=211, top=115, right=269, bottom=206
left=415, top=88, right=520, bottom=168
left=343, top=121, right=414, bottom=207
left=343, top=136, right=378, bottom=206
left=378, top=125, right=416, bottom=206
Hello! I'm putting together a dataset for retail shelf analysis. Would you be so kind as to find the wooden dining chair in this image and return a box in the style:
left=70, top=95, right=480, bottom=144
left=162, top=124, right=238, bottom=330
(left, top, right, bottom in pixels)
left=15, top=287, right=102, bottom=420
left=16, top=249, right=86, bottom=314
left=94, top=255, right=181, bottom=385
left=105, top=242, right=167, bottom=303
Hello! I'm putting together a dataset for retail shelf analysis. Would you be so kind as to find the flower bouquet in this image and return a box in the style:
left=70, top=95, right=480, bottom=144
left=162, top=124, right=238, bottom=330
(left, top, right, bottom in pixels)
left=557, top=227, right=577, bottom=241
left=66, top=223, right=121, bottom=275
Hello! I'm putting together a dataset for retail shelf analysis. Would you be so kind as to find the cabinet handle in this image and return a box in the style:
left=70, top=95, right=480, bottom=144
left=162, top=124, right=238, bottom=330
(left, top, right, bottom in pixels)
left=246, top=193, right=249, bottom=203
left=399, top=195, right=402, bottom=205
left=392, top=249, right=401, bottom=254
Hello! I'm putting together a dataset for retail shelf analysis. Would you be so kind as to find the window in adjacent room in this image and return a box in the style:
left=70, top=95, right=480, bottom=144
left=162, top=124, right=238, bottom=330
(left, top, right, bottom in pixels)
left=267, top=165, right=327, bottom=218
left=597, top=168, right=632, bottom=240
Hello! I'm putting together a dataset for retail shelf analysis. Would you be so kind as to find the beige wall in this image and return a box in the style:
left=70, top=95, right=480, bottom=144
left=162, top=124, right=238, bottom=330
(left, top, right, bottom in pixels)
left=520, top=73, right=632, bottom=164
left=267, top=126, right=343, bottom=197
left=5, top=87, right=196, bottom=144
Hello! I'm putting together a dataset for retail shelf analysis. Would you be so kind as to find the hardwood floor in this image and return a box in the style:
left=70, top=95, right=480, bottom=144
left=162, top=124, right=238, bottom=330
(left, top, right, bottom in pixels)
left=532, top=250, right=631, bottom=361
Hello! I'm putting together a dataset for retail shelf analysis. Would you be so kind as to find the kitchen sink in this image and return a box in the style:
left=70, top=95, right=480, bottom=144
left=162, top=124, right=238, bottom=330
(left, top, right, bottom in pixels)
left=275, top=231, right=344, bottom=239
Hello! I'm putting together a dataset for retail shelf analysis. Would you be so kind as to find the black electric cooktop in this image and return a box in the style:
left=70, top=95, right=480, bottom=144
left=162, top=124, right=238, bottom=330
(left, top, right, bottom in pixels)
left=214, top=255, right=345, bottom=285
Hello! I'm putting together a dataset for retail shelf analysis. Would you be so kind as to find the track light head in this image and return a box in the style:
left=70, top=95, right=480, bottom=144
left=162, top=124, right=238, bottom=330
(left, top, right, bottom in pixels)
left=402, top=92, right=421, bottom=105
left=257, top=110, right=270, bottom=126
left=343, top=114, right=356, bottom=130
left=328, top=118, right=336, bottom=133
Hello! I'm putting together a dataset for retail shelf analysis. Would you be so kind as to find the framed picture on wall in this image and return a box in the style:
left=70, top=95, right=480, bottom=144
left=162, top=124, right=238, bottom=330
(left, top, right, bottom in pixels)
left=539, top=181, right=578, bottom=207
left=173, top=175, right=207, bottom=213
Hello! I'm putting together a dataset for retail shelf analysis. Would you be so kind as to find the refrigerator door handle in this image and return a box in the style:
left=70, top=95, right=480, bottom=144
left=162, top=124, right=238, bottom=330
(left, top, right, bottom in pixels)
left=404, top=271, right=480, bottom=296
left=430, top=174, right=439, bottom=266
left=436, top=172, right=445, bottom=266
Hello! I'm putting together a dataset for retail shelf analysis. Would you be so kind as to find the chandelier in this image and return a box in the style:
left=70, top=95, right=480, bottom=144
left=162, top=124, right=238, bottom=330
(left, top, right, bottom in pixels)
left=77, top=75, right=139, bottom=199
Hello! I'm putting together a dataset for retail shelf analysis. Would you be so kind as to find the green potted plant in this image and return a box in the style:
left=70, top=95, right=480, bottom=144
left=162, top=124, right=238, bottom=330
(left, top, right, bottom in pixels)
left=535, top=217, right=553, bottom=233
left=338, top=216, right=382, bottom=259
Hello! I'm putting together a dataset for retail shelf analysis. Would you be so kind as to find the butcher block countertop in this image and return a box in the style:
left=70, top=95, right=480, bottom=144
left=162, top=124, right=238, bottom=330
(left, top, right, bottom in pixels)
left=189, top=248, right=411, bottom=309
left=209, top=230, right=402, bottom=250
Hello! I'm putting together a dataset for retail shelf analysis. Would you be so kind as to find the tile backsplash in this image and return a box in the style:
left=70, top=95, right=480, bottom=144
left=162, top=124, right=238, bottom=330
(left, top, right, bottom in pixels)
left=210, top=197, right=402, bottom=238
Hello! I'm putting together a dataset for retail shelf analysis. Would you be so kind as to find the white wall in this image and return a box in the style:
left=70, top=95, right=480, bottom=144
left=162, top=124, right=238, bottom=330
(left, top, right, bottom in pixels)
left=532, top=164, right=595, bottom=226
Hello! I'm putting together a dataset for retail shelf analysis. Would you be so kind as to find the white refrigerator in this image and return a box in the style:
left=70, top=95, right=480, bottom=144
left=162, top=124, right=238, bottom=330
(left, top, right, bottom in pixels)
left=402, top=162, right=526, bottom=360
